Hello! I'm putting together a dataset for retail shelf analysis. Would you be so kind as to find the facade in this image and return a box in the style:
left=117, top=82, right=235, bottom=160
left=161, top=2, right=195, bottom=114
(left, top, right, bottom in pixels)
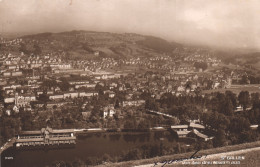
left=14, top=93, right=37, bottom=107
left=16, top=127, right=76, bottom=147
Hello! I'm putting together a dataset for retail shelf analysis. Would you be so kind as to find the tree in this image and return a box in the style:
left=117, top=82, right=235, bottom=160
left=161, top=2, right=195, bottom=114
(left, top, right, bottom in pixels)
left=19, top=110, right=33, bottom=130
left=124, top=120, right=136, bottom=130
left=213, top=129, right=227, bottom=147
left=238, top=91, right=250, bottom=110
left=19, top=43, right=29, bottom=54
left=123, top=148, right=142, bottom=161
left=229, top=116, right=250, bottom=133
left=0, top=89, right=4, bottom=102
left=102, top=154, right=112, bottom=162
left=58, top=79, right=70, bottom=91
left=194, top=62, right=208, bottom=71
left=214, top=113, right=230, bottom=130
left=221, top=98, right=234, bottom=116
left=225, top=91, right=237, bottom=109
left=138, top=120, right=151, bottom=130
left=238, top=131, right=257, bottom=143
left=42, top=79, right=58, bottom=89
left=145, top=98, right=158, bottom=111
left=251, top=92, right=260, bottom=109
left=240, top=75, right=249, bottom=84
left=38, top=93, right=49, bottom=103
left=114, top=99, right=120, bottom=109
left=33, top=43, right=42, bottom=55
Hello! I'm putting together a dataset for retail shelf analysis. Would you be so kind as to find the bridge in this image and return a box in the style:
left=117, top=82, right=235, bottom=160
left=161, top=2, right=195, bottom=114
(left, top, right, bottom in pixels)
left=147, top=110, right=175, bottom=118
left=15, top=127, right=76, bottom=147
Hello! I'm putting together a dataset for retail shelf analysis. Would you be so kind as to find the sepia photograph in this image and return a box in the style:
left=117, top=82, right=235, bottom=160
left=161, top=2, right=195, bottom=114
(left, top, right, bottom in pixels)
left=0, top=0, right=260, bottom=166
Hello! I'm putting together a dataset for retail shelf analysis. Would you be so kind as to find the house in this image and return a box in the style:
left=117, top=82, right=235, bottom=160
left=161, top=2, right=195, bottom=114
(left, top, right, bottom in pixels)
left=5, top=88, right=14, bottom=94
left=103, top=106, right=116, bottom=118
left=70, top=92, right=79, bottom=98
left=171, top=125, right=190, bottom=138
left=187, top=129, right=212, bottom=141
left=176, top=130, right=191, bottom=138
left=12, top=71, right=23, bottom=77
left=189, top=122, right=205, bottom=130
left=110, top=82, right=118, bottom=88
left=104, top=90, right=115, bottom=98
left=46, top=101, right=67, bottom=109
left=86, top=92, right=98, bottom=97
left=75, top=84, right=89, bottom=89
left=3, top=71, right=11, bottom=77
left=47, top=91, right=54, bottom=95
left=13, top=105, right=19, bottom=113
left=0, top=102, right=4, bottom=110
left=69, top=80, right=90, bottom=85
left=0, top=102, right=4, bottom=116
left=63, top=92, right=71, bottom=99
left=37, top=91, right=44, bottom=96
left=171, top=125, right=189, bottom=131
left=6, top=109, right=11, bottom=116
left=82, top=112, right=91, bottom=120
left=235, top=105, right=243, bottom=112
left=177, top=86, right=185, bottom=92
left=49, top=93, right=64, bottom=100
left=122, top=100, right=145, bottom=107
left=33, top=102, right=45, bottom=109
left=250, top=125, right=258, bottom=130
left=14, top=93, right=37, bottom=107
left=78, top=92, right=89, bottom=97
left=94, top=51, right=100, bottom=56
left=4, top=97, right=15, bottom=103
left=86, top=83, right=96, bottom=88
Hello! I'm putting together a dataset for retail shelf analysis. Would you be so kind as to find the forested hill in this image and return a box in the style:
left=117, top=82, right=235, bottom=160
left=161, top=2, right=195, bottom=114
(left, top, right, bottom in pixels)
left=18, top=30, right=181, bottom=59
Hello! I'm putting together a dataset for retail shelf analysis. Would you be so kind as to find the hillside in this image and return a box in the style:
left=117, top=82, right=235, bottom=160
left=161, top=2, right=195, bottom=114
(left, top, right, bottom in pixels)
left=18, top=31, right=181, bottom=60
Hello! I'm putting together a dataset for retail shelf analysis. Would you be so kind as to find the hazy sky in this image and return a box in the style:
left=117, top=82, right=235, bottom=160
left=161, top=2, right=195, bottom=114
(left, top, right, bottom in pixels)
left=0, top=0, right=260, bottom=50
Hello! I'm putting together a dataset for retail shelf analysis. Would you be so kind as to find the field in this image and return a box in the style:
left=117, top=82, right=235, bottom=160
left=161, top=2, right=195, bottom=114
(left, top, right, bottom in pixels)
left=202, top=84, right=260, bottom=95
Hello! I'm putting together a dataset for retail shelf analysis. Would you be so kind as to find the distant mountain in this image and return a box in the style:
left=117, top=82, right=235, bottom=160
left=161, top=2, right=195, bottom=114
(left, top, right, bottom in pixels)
left=22, top=32, right=53, bottom=39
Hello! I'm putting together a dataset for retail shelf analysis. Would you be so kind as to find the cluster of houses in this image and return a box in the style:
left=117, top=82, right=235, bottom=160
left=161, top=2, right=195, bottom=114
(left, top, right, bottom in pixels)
left=0, top=37, right=233, bottom=120
left=0, top=50, right=231, bottom=117
left=0, top=37, right=22, bottom=47
left=171, top=121, right=214, bottom=141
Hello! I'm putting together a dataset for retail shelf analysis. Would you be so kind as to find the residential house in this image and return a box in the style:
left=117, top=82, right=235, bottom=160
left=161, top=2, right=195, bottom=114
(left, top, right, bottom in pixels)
left=187, top=129, right=212, bottom=141
left=103, top=106, right=116, bottom=118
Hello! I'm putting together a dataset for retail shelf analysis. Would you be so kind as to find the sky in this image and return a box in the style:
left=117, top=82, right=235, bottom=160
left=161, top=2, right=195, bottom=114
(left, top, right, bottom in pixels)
left=0, top=0, right=260, bottom=50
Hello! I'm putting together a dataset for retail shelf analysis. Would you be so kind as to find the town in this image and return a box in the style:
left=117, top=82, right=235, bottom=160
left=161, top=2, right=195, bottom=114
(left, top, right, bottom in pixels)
left=1, top=31, right=260, bottom=166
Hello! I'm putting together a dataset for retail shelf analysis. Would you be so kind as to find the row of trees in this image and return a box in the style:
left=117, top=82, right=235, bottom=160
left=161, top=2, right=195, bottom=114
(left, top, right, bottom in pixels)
left=49, top=141, right=199, bottom=166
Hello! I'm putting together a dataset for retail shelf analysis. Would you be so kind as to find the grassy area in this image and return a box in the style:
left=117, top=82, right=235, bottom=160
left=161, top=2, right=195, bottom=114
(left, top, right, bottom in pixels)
left=239, top=149, right=260, bottom=167
left=96, top=141, right=260, bottom=167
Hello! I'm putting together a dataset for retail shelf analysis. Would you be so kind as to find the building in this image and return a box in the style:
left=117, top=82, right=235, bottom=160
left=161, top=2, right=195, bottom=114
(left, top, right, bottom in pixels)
left=14, top=93, right=36, bottom=107
left=16, top=127, right=76, bottom=147
left=187, top=129, right=212, bottom=141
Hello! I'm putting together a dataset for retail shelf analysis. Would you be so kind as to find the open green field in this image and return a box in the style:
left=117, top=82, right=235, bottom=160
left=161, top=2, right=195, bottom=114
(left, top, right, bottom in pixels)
left=202, top=84, right=260, bottom=95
